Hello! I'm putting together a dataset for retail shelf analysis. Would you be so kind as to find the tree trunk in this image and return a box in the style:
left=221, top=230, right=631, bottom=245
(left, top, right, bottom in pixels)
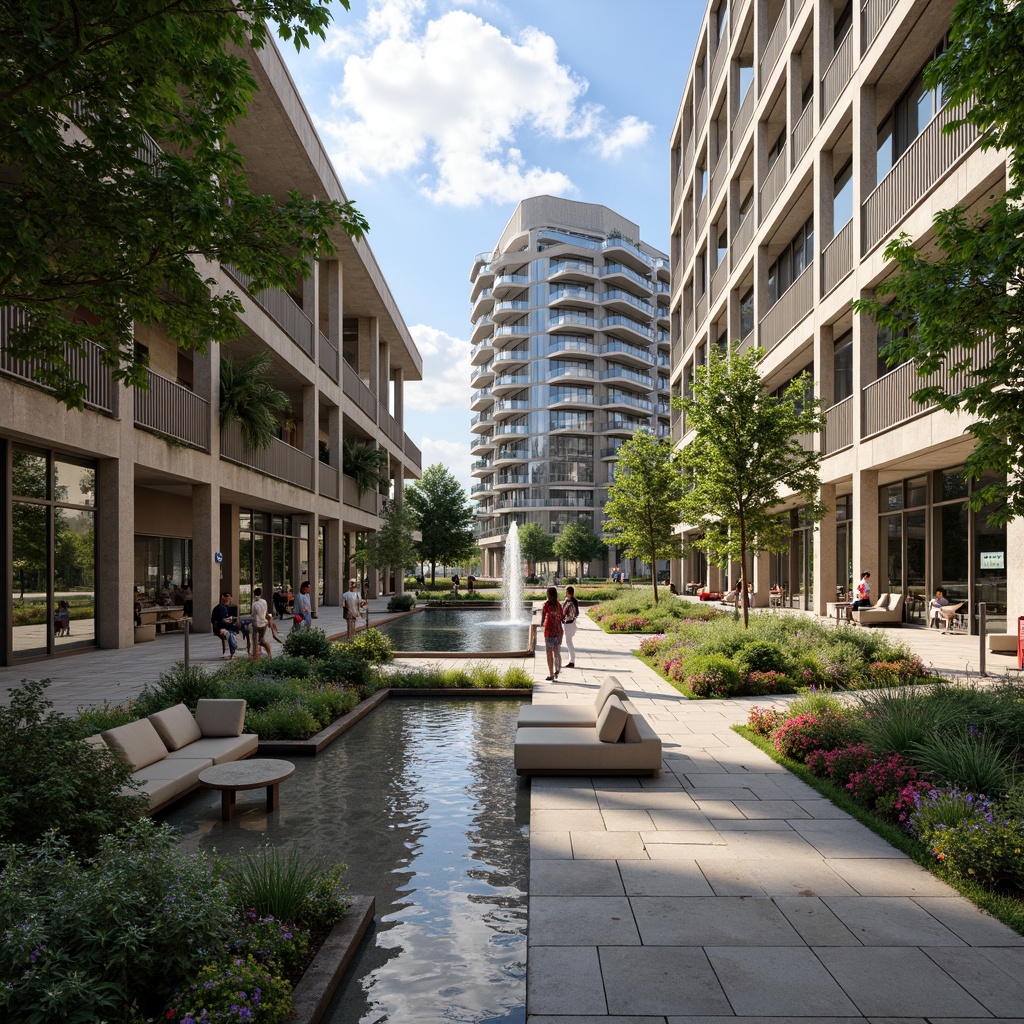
left=739, top=511, right=749, bottom=628
left=430, top=561, right=436, bottom=585
left=651, top=545, right=659, bottom=603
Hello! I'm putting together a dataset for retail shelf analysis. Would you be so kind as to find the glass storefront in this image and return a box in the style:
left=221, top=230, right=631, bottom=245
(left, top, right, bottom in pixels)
left=134, top=536, right=192, bottom=605
left=10, top=447, right=97, bottom=659
left=238, top=511, right=301, bottom=615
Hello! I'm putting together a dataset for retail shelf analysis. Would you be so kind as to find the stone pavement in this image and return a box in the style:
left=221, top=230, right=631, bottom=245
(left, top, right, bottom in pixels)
left=523, top=615, right=1024, bottom=1022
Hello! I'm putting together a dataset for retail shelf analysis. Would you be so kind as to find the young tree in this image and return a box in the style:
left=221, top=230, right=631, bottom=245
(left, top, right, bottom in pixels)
left=678, top=345, right=826, bottom=627
left=517, top=522, right=555, bottom=577
left=853, top=0, right=1024, bottom=523
left=0, top=0, right=367, bottom=408
left=553, top=522, right=606, bottom=579
left=368, top=500, right=417, bottom=585
left=604, top=431, right=685, bottom=604
left=405, top=465, right=476, bottom=584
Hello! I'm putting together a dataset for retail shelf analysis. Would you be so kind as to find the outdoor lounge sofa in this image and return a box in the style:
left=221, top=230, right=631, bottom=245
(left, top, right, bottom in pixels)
left=516, top=676, right=626, bottom=729
left=514, top=695, right=662, bottom=776
left=850, top=592, right=905, bottom=627
left=87, top=699, right=257, bottom=813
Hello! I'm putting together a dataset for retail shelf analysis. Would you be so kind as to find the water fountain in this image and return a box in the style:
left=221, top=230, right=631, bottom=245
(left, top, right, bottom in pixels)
left=501, top=522, right=528, bottom=624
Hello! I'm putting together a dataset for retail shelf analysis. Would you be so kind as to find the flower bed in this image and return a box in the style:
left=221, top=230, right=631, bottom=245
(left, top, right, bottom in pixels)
left=588, top=591, right=723, bottom=634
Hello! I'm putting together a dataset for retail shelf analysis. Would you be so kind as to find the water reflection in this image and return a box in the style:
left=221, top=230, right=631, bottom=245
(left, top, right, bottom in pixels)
left=374, top=609, right=530, bottom=653
left=164, top=700, right=530, bottom=1024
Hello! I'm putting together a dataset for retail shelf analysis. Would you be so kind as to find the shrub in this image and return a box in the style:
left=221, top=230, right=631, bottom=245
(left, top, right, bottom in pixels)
left=743, top=670, right=794, bottom=696
left=857, top=688, right=937, bottom=754
left=806, top=742, right=874, bottom=783
left=747, top=705, right=786, bottom=736
left=348, top=627, right=394, bottom=665
left=224, top=677, right=301, bottom=713
left=774, top=711, right=852, bottom=762
left=282, top=626, right=332, bottom=661
left=239, top=655, right=312, bottom=680
left=735, top=641, right=789, bottom=676
left=313, top=649, right=372, bottom=690
left=684, top=654, right=741, bottom=698
left=868, top=656, right=930, bottom=688
left=73, top=699, right=138, bottom=736
left=0, top=679, right=146, bottom=856
left=909, top=729, right=1016, bottom=797
left=244, top=702, right=319, bottom=740
left=300, top=684, right=358, bottom=729
left=387, top=593, right=417, bottom=612
left=134, top=661, right=221, bottom=716
left=906, top=787, right=995, bottom=839
left=0, top=820, right=234, bottom=1022
left=227, top=912, right=310, bottom=972
left=924, top=820, right=1024, bottom=888
left=164, top=954, right=292, bottom=1024
left=998, top=779, right=1024, bottom=821
left=846, top=753, right=921, bottom=815
left=637, top=633, right=670, bottom=658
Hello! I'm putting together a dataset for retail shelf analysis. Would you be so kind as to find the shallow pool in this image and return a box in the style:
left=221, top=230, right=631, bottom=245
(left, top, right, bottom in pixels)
left=164, top=699, right=529, bottom=1024
left=374, top=608, right=531, bottom=653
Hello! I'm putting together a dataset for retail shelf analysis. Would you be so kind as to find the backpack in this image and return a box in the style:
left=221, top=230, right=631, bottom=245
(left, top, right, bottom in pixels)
left=562, top=598, right=578, bottom=624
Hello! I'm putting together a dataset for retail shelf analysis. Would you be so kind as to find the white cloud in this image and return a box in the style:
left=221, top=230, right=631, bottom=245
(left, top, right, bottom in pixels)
left=315, top=2, right=652, bottom=205
left=405, top=324, right=472, bottom=412
left=417, top=437, right=474, bottom=491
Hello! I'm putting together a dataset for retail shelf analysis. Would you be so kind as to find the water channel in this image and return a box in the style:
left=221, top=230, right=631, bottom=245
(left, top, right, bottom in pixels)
left=373, top=609, right=531, bottom=653
left=164, top=698, right=530, bottom=1024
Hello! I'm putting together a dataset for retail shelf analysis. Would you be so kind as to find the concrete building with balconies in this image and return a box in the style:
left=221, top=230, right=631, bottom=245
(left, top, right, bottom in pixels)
left=0, top=34, right=422, bottom=664
left=469, top=196, right=671, bottom=578
left=670, top=0, right=1021, bottom=635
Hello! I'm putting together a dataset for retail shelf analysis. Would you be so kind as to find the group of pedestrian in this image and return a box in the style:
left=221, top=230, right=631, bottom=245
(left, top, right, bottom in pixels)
left=540, top=584, right=580, bottom=681
left=212, top=582, right=310, bottom=660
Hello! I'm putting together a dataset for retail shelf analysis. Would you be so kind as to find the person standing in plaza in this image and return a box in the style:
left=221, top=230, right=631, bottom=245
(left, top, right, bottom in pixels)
left=293, top=580, right=312, bottom=629
left=342, top=578, right=365, bottom=642
left=542, top=586, right=564, bottom=681
left=560, top=585, right=580, bottom=668
left=250, top=587, right=272, bottom=660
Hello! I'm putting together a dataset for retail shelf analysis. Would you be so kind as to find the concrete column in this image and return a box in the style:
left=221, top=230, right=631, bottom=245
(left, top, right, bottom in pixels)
left=191, top=483, right=218, bottom=634
left=326, top=259, right=343, bottom=350
left=219, top=502, right=239, bottom=606
left=379, top=340, right=391, bottom=412
left=753, top=550, right=771, bottom=606
left=1007, top=518, right=1024, bottom=636
left=754, top=242, right=769, bottom=345
left=816, top=321, right=835, bottom=423
left=97, top=456, right=134, bottom=649
left=816, top=146, right=835, bottom=256
left=815, top=481, right=838, bottom=615
left=853, top=468, right=879, bottom=586
left=358, top=317, right=379, bottom=393
left=324, top=518, right=341, bottom=606
left=393, top=367, right=405, bottom=428
left=855, top=287, right=879, bottom=393
left=393, top=459, right=405, bottom=597
left=306, top=515, right=319, bottom=614
left=853, top=83, right=877, bottom=260
left=302, top=255, right=317, bottom=336
left=787, top=53, right=801, bottom=170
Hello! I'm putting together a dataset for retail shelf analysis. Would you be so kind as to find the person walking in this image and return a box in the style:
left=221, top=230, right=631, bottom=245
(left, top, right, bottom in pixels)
left=542, top=586, right=564, bottom=681
left=561, top=585, right=580, bottom=668
left=211, top=592, right=240, bottom=659
left=293, top=580, right=312, bottom=629
left=851, top=571, right=872, bottom=610
left=342, top=578, right=365, bottom=642
left=250, top=587, right=272, bottom=660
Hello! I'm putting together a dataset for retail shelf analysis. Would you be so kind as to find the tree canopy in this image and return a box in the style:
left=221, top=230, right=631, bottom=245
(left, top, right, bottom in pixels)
left=368, top=499, right=417, bottom=580
left=517, top=522, right=554, bottom=577
left=603, top=431, right=685, bottom=604
left=0, top=0, right=367, bottom=408
left=677, top=345, right=825, bottom=626
left=553, top=522, right=606, bottom=580
left=852, top=0, right=1024, bottom=524
left=405, top=465, right=476, bottom=584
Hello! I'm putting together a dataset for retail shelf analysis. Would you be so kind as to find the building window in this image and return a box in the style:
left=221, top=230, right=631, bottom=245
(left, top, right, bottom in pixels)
left=833, top=158, right=853, bottom=230
left=717, top=229, right=728, bottom=267
left=739, top=287, right=754, bottom=338
left=716, top=0, right=729, bottom=43
left=834, top=0, right=853, bottom=49
left=738, top=188, right=753, bottom=227
left=767, top=216, right=814, bottom=305
left=766, top=127, right=785, bottom=170
left=833, top=330, right=853, bottom=402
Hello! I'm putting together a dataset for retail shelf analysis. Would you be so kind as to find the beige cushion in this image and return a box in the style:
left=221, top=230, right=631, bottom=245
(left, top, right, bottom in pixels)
left=596, top=695, right=628, bottom=743
left=148, top=703, right=202, bottom=751
left=163, top=734, right=258, bottom=765
left=102, top=719, right=169, bottom=771
left=592, top=677, right=627, bottom=711
left=195, top=699, right=246, bottom=737
left=876, top=593, right=891, bottom=610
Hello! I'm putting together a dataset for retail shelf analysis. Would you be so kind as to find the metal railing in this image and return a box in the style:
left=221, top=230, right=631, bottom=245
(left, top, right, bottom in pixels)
left=683, top=224, right=695, bottom=265
left=378, top=405, right=404, bottom=447
left=710, top=153, right=728, bottom=203
left=672, top=171, right=684, bottom=217
left=862, top=0, right=898, bottom=52
left=711, top=31, right=730, bottom=91
left=1, top=307, right=116, bottom=414
left=759, top=10, right=787, bottom=94
left=734, top=213, right=755, bottom=263
left=343, top=359, right=379, bottom=420
left=759, top=147, right=788, bottom=221
left=319, top=463, right=340, bottom=500
left=343, top=473, right=379, bottom=515
left=821, top=28, right=854, bottom=120
left=684, top=133, right=695, bottom=176
left=683, top=313, right=694, bottom=344
left=696, top=288, right=708, bottom=325
left=222, top=264, right=314, bottom=359
left=758, top=262, right=814, bottom=352
left=134, top=369, right=210, bottom=450
left=711, top=257, right=730, bottom=301
left=821, top=219, right=854, bottom=297
left=404, top=435, right=422, bottom=473
left=220, top=422, right=314, bottom=490
left=862, top=336, right=995, bottom=438
left=791, top=102, right=814, bottom=168
left=862, top=100, right=979, bottom=254
left=732, top=83, right=755, bottom=151
left=319, top=331, right=339, bottom=383
left=823, top=395, right=853, bottom=454
left=696, top=192, right=709, bottom=237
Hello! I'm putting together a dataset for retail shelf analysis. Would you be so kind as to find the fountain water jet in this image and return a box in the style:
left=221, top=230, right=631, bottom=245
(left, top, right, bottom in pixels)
left=501, top=522, right=528, bottom=623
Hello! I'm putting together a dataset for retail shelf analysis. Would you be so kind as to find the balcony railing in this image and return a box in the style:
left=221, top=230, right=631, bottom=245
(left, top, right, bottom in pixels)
left=823, top=395, right=853, bottom=455
left=222, top=264, right=314, bottom=359
left=862, top=0, right=898, bottom=53
left=683, top=224, right=695, bottom=265
left=711, top=256, right=729, bottom=301
left=791, top=102, right=814, bottom=168
left=759, top=147, right=788, bottom=221
left=601, top=315, right=654, bottom=340
left=672, top=170, right=684, bottom=216
left=404, top=435, right=422, bottom=473
left=758, top=262, right=814, bottom=352
left=732, top=83, right=755, bottom=151
left=134, top=369, right=210, bottom=450
left=319, top=331, right=339, bottom=383
left=696, top=288, right=708, bottom=325
left=220, top=422, right=314, bottom=490
left=759, top=10, right=787, bottom=94
left=1, top=307, right=116, bottom=414
left=343, top=359, right=378, bottom=420
left=733, top=213, right=755, bottom=263
left=710, top=152, right=728, bottom=203
left=684, top=132, right=695, bottom=176
left=711, top=31, right=730, bottom=91
left=862, top=100, right=979, bottom=254
left=821, top=219, right=854, bottom=297
left=319, top=463, right=340, bottom=501
left=343, top=474, right=379, bottom=515
left=696, top=192, right=709, bottom=236
left=379, top=404, right=404, bottom=447
left=821, top=28, right=854, bottom=120
left=862, top=336, right=995, bottom=438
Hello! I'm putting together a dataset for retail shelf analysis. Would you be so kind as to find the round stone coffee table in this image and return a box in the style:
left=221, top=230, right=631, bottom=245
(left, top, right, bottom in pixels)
left=199, top=758, right=295, bottom=821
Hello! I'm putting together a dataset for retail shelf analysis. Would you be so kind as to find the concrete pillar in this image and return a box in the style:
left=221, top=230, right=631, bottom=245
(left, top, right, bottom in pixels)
left=815, top=481, right=837, bottom=615
left=97, top=456, right=134, bottom=649
left=325, top=259, right=343, bottom=350
left=1008, top=518, right=1024, bottom=636
left=358, top=317, right=379, bottom=393
left=324, top=518, right=341, bottom=605
left=219, top=502, right=239, bottom=606
left=853, top=83, right=877, bottom=258
left=787, top=52, right=801, bottom=171
left=379, top=340, right=391, bottom=412
left=191, top=483, right=218, bottom=634
left=305, top=516, right=319, bottom=614
left=853, top=469, right=879, bottom=588
left=393, top=367, right=405, bottom=428
left=393, top=459, right=405, bottom=597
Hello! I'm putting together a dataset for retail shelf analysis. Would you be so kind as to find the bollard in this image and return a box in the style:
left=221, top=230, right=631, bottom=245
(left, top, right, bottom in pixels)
left=978, top=603, right=986, bottom=677
left=184, top=617, right=190, bottom=668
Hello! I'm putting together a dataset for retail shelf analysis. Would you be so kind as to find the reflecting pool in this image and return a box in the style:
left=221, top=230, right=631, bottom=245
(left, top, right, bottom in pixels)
left=374, top=608, right=531, bottom=653
left=164, top=699, right=530, bottom=1024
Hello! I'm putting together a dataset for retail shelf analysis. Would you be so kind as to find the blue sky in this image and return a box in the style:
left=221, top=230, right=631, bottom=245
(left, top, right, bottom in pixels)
left=280, top=0, right=702, bottom=489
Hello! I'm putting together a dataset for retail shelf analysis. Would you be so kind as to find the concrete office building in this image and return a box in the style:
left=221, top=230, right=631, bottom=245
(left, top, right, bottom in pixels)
left=469, top=196, right=671, bottom=578
left=1, top=33, right=422, bottom=665
left=669, top=0, right=1022, bottom=635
